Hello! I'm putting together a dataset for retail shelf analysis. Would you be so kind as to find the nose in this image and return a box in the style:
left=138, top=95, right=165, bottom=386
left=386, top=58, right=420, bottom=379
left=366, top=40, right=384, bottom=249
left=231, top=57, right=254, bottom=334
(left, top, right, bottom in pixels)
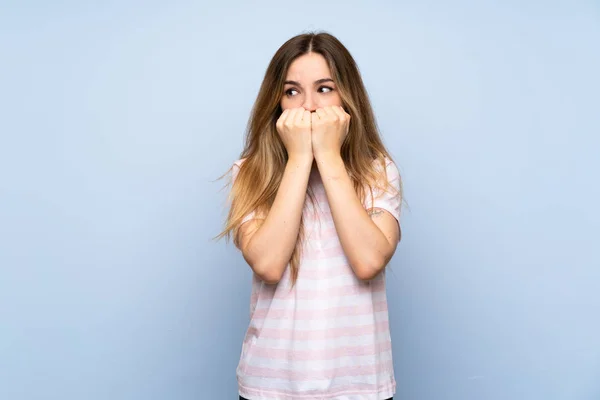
left=302, top=94, right=316, bottom=112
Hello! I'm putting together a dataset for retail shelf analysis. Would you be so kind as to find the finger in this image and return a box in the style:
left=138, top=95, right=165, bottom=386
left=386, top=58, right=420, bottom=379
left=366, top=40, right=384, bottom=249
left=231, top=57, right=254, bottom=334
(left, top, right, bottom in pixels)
left=331, top=106, right=346, bottom=121
left=279, top=108, right=289, bottom=120
left=288, top=107, right=300, bottom=124
left=333, top=106, right=350, bottom=137
left=302, top=109, right=311, bottom=124
left=277, top=109, right=290, bottom=128
left=315, top=108, right=326, bottom=120
left=294, top=107, right=305, bottom=125
left=323, top=106, right=338, bottom=122
left=340, top=105, right=351, bottom=120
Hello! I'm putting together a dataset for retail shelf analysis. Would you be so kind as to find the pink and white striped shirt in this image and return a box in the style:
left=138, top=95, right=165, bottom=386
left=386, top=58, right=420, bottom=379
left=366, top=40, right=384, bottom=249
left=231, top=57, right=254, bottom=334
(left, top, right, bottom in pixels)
left=232, top=158, right=401, bottom=400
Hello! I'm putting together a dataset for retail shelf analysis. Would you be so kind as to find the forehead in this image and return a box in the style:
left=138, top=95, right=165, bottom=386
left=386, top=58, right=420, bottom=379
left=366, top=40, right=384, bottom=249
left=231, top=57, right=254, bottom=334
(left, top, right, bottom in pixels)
left=285, top=52, right=332, bottom=82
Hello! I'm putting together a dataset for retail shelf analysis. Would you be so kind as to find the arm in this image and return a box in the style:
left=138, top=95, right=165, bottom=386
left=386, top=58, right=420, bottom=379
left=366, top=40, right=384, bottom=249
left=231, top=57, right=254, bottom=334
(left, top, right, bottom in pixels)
left=237, top=156, right=312, bottom=284
left=316, top=154, right=400, bottom=280
left=236, top=108, right=314, bottom=284
left=310, top=106, right=400, bottom=281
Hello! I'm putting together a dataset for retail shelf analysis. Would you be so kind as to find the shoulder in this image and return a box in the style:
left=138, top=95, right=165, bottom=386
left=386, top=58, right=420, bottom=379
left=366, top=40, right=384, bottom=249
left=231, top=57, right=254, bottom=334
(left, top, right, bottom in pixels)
left=232, top=157, right=248, bottom=169
left=370, top=156, right=402, bottom=203
left=385, top=157, right=400, bottom=180
left=230, top=158, right=248, bottom=179
left=372, top=156, right=400, bottom=181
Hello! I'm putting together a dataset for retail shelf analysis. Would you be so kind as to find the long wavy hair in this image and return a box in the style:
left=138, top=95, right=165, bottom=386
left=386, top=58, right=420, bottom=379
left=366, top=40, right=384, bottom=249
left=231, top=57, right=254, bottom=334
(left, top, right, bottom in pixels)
left=218, top=31, right=402, bottom=286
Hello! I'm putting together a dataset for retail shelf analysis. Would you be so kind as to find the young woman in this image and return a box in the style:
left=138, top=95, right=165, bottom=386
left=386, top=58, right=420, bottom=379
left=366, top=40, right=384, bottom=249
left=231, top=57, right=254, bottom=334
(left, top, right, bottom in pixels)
left=221, top=32, right=402, bottom=400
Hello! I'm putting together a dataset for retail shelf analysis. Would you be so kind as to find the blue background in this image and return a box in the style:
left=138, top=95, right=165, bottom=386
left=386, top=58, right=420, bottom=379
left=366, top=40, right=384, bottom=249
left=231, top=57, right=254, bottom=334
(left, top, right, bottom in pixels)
left=1, top=1, right=599, bottom=399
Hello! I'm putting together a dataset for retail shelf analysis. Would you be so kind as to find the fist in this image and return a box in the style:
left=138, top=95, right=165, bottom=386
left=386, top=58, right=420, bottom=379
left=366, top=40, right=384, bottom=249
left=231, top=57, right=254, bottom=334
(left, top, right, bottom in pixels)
left=276, top=107, right=313, bottom=160
left=310, top=106, right=350, bottom=158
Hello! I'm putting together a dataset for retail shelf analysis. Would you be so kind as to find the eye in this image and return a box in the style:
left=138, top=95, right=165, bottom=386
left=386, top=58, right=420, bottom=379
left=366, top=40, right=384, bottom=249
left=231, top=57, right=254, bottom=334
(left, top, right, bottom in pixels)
left=285, top=88, right=299, bottom=96
left=319, top=86, right=334, bottom=93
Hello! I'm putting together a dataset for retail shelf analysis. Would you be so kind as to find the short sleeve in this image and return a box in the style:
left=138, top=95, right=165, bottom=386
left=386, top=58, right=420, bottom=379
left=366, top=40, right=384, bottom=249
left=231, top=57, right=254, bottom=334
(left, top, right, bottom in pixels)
left=369, top=158, right=402, bottom=222
left=230, top=159, right=257, bottom=224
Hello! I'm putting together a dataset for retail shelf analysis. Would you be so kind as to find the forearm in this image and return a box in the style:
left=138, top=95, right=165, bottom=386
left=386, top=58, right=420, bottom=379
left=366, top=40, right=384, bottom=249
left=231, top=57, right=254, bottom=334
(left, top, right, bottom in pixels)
left=315, top=153, right=393, bottom=280
left=243, top=156, right=313, bottom=282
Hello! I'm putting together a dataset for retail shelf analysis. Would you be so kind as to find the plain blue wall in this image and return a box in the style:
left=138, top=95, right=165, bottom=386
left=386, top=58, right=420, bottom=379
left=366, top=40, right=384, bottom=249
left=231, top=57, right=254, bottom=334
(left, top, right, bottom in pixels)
left=1, top=1, right=599, bottom=399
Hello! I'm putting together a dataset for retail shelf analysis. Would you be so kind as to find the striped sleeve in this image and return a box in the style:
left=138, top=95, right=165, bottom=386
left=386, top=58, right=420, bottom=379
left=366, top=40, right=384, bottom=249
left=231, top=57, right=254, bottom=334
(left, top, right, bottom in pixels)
left=369, top=158, right=402, bottom=222
left=230, top=160, right=257, bottom=225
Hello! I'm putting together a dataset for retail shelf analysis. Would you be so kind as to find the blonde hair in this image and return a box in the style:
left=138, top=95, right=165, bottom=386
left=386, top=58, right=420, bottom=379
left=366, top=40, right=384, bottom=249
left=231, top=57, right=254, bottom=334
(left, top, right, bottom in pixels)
left=219, top=32, right=402, bottom=285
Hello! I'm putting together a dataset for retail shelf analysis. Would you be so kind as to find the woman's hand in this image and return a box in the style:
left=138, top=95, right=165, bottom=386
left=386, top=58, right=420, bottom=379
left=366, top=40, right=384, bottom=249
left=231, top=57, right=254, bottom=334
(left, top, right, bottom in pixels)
left=276, top=107, right=313, bottom=161
left=310, top=106, right=350, bottom=161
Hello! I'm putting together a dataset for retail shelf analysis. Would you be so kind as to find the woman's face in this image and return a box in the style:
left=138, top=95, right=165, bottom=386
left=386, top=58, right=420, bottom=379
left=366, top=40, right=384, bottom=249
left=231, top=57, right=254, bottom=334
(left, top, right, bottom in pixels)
left=280, top=52, right=343, bottom=112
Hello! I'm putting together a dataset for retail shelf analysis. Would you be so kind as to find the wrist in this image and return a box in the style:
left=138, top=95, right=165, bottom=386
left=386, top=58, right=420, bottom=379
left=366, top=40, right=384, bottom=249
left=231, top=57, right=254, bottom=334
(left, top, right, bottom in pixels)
left=314, top=152, right=346, bottom=179
left=287, top=153, right=314, bottom=167
left=314, top=150, right=342, bottom=164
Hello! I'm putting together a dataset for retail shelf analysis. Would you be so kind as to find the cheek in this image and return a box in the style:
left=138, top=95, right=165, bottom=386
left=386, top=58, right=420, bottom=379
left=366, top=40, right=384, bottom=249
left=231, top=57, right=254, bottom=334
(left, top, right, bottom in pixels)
left=280, top=96, right=298, bottom=111
left=320, top=93, right=343, bottom=108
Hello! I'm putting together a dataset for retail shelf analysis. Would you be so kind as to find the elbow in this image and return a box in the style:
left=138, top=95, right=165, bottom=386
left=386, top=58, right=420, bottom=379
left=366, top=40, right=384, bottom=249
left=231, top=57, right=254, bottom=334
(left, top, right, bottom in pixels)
left=352, top=255, right=389, bottom=281
left=258, top=271, right=283, bottom=285
left=243, top=249, right=286, bottom=285
left=252, top=260, right=285, bottom=285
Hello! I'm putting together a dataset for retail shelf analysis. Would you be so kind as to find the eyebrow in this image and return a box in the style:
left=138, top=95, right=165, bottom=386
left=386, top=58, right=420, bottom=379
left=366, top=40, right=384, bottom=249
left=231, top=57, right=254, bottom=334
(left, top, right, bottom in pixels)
left=284, top=78, right=334, bottom=86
